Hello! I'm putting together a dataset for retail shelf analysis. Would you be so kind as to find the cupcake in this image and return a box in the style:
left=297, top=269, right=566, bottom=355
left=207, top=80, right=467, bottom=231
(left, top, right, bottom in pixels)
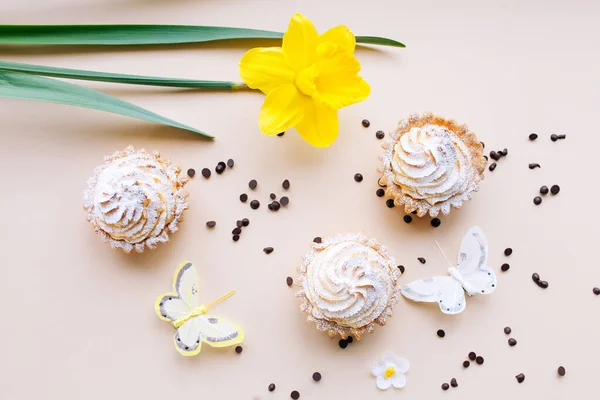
left=83, top=146, right=189, bottom=253
left=297, top=233, right=401, bottom=340
left=379, top=112, right=486, bottom=217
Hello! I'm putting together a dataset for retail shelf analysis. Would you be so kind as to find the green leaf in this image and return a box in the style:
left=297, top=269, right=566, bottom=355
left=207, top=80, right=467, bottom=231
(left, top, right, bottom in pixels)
left=0, top=60, right=247, bottom=89
left=0, top=71, right=212, bottom=138
left=0, top=25, right=405, bottom=48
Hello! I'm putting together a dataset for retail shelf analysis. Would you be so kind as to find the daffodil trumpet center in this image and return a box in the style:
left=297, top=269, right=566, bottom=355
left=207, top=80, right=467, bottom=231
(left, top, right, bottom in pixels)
left=384, top=366, right=396, bottom=379
left=295, top=65, right=319, bottom=97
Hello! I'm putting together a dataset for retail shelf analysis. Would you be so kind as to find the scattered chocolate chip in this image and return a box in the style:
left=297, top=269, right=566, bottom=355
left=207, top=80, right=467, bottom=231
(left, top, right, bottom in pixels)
left=354, top=173, right=363, bottom=182
left=268, top=383, right=276, bottom=392
left=490, top=151, right=500, bottom=161
left=418, top=257, right=426, bottom=264
left=515, top=373, right=525, bottom=383
left=551, top=134, right=558, bottom=142
left=533, top=196, right=542, bottom=205
left=338, top=339, right=348, bottom=349
left=286, top=277, right=293, bottom=286
left=529, top=163, right=541, bottom=170
left=398, top=265, right=405, bottom=274
left=201, top=168, right=211, bottom=178
left=187, top=168, right=196, bottom=178
left=504, top=326, right=512, bottom=335
left=504, top=248, right=513, bottom=256
left=232, top=234, right=240, bottom=242
left=232, top=227, right=241, bottom=235
left=280, top=196, right=289, bottom=206
left=313, top=237, right=322, bottom=243
left=375, top=130, right=385, bottom=139
left=508, top=338, right=517, bottom=347
left=540, top=186, right=549, bottom=195
left=441, top=383, right=450, bottom=391
left=403, top=215, right=412, bottom=224
left=437, top=329, right=446, bottom=338
left=277, top=132, right=285, bottom=137
left=550, top=185, right=560, bottom=195
left=235, top=345, right=243, bottom=354
left=539, top=280, right=549, bottom=289
left=312, top=372, right=322, bottom=382
left=431, top=218, right=441, bottom=227
left=236, top=220, right=243, bottom=228
left=361, top=119, right=370, bottom=127
left=450, top=378, right=458, bottom=388
left=227, top=159, right=234, bottom=168
left=532, top=273, right=540, bottom=282
left=346, top=336, right=353, bottom=343
left=463, top=361, right=470, bottom=368
left=483, top=155, right=488, bottom=161
left=263, top=247, right=274, bottom=254
left=216, top=162, right=226, bottom=174
left=271, top=201, right=281, bottom=211
left=476, top=356, right=484, bottom=365
left=502, top=148, right=508, bottom=156
left=480, top=141, right=485, bottom=148
left=376, top=188, right=385, bottom=197
left=501, top=263, right=510, bottom=272
left=291, top=390, right=300, bottom=399
left=386, top=199, right=395, bottom=208
left=556, top=134, right=566, bottom=140
left=593, top=287, right=600, bottom=295
left=250, top=200, right=260, bottom=210
left=249, top=179, right=258, bottom=189
left=282, top=179, right=290, bottom=190
left=240, top=193, right=248, bottom=203
left=268, top=203, right=273, bottom=211
left=270, top=193, right=276, bottom=200
left=206, top=221, right=216, bottom=228
left=242, top=218, right=250, bottom=227
left=468, top=352, right=477, bottom=361
left=529, top=133, right=538, bottom=141
left=489, top=163, right=497, bottom=171
left=557, top=366, right=566, bottom=376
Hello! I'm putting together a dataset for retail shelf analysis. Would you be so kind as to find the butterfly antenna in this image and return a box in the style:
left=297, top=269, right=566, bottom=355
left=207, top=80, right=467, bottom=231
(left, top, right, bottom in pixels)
left=205, top=290, right=236, bottom=310
left=434, top=240, right=454, bottom=267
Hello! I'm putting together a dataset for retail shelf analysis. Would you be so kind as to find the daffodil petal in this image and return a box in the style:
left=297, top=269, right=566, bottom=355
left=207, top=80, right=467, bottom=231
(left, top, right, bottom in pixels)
left=282, top=13, right=319, bottom=70
left=314, top=52, right=370, bottom=109
left=376, top=376, right=392, bottom=390
left=258, top=84, right=304, bottom=135
left=319, top=25, right=356, bottom=54
left=239, top=47, right=294, bottom=94
left=295, top=99, right=338, bottom=148
left=392, top=374, right=407, bottom=389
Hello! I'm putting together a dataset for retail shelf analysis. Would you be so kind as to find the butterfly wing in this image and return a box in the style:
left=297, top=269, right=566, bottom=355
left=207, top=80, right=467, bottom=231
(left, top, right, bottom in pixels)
left=196, top=315, right=244, bottom=348
left=174, top=318, right=203, bottom=356
left=155, top=261, right=200, bottom=322
left=401, top=276, right=466, bottom=314
left=455, top=227, right=497, bottom=295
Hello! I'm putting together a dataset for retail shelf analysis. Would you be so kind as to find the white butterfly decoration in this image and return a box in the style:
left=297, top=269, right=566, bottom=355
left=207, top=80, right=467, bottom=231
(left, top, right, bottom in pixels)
left=155, top=261, right=244, bottom=356
left=400, top=226, right=496, bottom=314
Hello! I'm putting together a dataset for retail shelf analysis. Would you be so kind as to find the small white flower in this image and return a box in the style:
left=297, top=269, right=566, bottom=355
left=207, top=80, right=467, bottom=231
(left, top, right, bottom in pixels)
left=371, top=352, right=409, bottom=390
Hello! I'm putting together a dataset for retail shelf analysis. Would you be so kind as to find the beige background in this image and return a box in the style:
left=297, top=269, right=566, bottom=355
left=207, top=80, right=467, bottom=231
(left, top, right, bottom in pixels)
left=1, top=0, right=599, bottom=399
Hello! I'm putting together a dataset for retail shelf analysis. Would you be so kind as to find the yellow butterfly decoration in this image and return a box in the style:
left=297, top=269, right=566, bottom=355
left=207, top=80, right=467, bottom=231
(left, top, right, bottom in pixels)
left=155, top=261, right=244, bottom=356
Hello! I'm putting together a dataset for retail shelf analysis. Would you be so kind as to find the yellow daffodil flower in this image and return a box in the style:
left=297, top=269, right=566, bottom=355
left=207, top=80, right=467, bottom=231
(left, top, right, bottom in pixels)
left=239, top=13, right=370, bottom=148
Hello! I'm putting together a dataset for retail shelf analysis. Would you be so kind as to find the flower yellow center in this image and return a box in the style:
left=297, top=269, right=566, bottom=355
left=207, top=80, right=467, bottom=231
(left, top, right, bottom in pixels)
left=384, top=366, right=395, bottom=378
left=294, top=65, right=319, bottom=97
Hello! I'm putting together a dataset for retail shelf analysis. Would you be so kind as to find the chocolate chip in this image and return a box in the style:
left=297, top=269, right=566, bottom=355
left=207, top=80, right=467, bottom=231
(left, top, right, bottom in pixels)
left=270, top=193, right=276, bottom=200
left=539, top=280, right=549, bottom=289
left=418, top=257, right=426, bottom=264
left=187, top=168, right=196, bottom=178
left=250, top=200, right=260, bottom=209
left=515, top=373, right=525, bottom=383
left=551, top=134, right=558, bottom=142
left=557, top=366, right=566, bottom=376
left=312, top=372, right=322, bottom=382
left=249, top=179, right=258, bottom=189
left=468, top=352, right=477, bottom=361
left=508, top=338, right=517, bottom=346
left=338, top=339, right=348, bottom=349
left=480, top=141, right=485, bottom=148
left=236, top=220, right=243, bottom=228
left=277, top=132, right=285, bottom=137
left=502, top=148, right=508, bottom=156
left=463, top=360, right=470, bottom=368
left=232, top=234, right=240, bottom=242
left=490, top=151, right=500, bottom=161
left=376, top=188, right=385, bottom=197
left=431, top=218, right=441, bottom=227
left=450, top=378, right=458, bottom=388
left=240, top=193, right=248, bottom=203
left=504, top=326, right=512, bottom=334
left=501, top=263, right=510, bottom=272
left=484, top=155, right=488, bottom=161
left=346, top=336, right=353, bottom=343
left=529, top=133, right=538, bottom=141
left=286, top=277, right=293, bottom=286
left=476, top=356, right=484, bottom=365
left=441, top=383, right=450, bottom=391
left=280, top=196, right=289, bottom=206
left=242, top=218, right=250, bottom=227
left=267, top=202, right=273, bottom=211
left=437, top=329, right=445, bottom=338
left=235, top=345, right=243, bottom=354
left=268, top=383, right=276, bottom=392
left=504, top=248, right=513, bottom=256
left=593, top=287, right=600, bottom=295
left=403, top=215, right=412, bottom=224
left=532, top=273, right=540, bottom=282
left=216, top=162, right=226, bottom=174
left=361, top=119, right=370, bottom=127
left=398, top=265, right=405, bottom=274
left=550, top=185, right=560, bottom=195
left=540, top=186, right=549, bottom=195
left=271, top=201, right=281, bottom=211
left=354, top=173, right=363, bottom=182
left=375, top=130, right=385, bottom=139
left=529, top=163, right=541, bottom=169
left=201, top=168, right=211, bottom=178
left=282, top=179, right=290, bottom=190
left=263, top=247, right=274, bottom=254
left=232, top=227, right=241, bottom=235
left=291, top=390, right=300, bottom=399
left=386, top=199, right=395, bottom=208
left=533, top=196, right=542, bottom=205
left=227, top=159, right=234, bottom=168
left=489, top=162, right=497, bottom=171
left=313, top=237, right=322, bottom=243
left=556, top=134, right=566, bottom=140
left=206, top=221, right=216, bottom=228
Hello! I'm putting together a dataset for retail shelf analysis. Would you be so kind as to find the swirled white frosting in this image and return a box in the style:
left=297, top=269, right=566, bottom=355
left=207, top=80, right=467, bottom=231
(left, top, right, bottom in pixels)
left=390, top=124, right=471, bottom=205
left=83, top=147, right=188, bottom=253
left=303, top=238, right=397, bottom=329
